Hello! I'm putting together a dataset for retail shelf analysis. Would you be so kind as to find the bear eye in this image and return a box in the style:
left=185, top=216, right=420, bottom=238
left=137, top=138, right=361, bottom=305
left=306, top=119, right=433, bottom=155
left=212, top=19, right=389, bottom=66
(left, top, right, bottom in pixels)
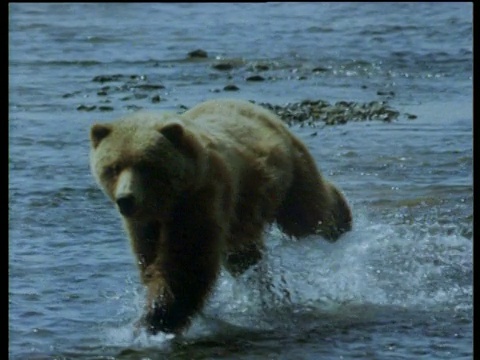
left=104, top=164, right=121, bottom=178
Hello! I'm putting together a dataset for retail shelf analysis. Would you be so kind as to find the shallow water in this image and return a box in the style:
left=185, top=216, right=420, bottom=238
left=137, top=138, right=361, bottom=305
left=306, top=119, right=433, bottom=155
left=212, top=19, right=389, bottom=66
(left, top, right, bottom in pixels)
left=9, top=3, right=472, bottom=359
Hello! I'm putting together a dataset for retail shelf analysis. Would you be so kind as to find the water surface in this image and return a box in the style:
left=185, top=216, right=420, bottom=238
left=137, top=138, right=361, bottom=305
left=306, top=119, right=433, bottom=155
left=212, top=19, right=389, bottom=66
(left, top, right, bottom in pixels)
left=9, top=3, right=472, bottom=359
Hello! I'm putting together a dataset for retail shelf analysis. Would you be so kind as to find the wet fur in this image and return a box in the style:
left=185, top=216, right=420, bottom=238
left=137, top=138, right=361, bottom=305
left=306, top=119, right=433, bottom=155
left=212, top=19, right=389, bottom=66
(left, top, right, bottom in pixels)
left=90, top=99, right=352, bottom=334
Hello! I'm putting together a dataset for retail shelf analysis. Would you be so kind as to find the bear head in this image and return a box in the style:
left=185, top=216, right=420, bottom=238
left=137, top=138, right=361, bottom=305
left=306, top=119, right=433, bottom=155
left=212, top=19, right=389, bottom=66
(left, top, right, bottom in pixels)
left=89, top=113, right=205, bottom=221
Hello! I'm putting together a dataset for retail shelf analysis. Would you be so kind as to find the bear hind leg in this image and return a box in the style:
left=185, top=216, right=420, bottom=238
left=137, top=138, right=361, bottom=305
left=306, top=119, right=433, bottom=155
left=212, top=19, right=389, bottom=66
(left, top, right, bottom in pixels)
left=224, top=223, right=265, bottom=277
left=275, top=150, right=352, bottom=241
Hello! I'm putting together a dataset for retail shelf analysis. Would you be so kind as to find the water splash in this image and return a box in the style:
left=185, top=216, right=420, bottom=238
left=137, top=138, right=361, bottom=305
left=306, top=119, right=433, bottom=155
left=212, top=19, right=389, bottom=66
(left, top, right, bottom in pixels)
left=99, top=208, right=472, bottom=346
left=206, top=209, right=471, bottom=329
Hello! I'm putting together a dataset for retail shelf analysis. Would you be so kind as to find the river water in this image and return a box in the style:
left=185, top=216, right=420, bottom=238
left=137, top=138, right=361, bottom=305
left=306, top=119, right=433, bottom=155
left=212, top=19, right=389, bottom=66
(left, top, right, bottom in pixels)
left=9, top=3, right=472, bottom=359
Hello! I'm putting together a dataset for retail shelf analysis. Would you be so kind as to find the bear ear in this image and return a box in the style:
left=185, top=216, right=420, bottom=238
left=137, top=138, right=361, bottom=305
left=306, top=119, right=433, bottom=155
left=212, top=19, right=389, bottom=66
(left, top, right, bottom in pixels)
left=90, top=124, right=112, bottom=149
left=159, top=122, right=184, bottom=147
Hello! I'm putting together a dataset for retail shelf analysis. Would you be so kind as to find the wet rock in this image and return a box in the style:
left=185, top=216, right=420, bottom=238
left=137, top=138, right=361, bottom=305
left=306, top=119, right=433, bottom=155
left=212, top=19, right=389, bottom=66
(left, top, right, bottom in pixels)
left=377, top=90, right=395, bottom=96
left=125, top=105, right=143, bottom=111
left=77, top=105, right=97, bottom=111
left=246, top=75, right=265, bottom=82
left=212, top=62, right=234, bottom=71
left=334, top=101, right=354, bottom=108
left=252, top=98, right=407, bottom=125
left=302, top=99, right=329, bottom=108
left=98, top=106, right=114, bottom=112
left=312, top=66, right=329, bottom=73
left=134, top=84, right=165, bottom=91
left=254, top=64, right=270, bottom=71
left=92, top=74, right=123, bottom=83
left=223, top=84, right=240, bottom=91
left=324, top=117, right=337, bottom=125
left=187, top=49, right=208, bottom=58
left=130, top=74, right=147, bottom=81
left=62, top=91, right=81, bottom=98
left=382, top=109, right=400, bottom=122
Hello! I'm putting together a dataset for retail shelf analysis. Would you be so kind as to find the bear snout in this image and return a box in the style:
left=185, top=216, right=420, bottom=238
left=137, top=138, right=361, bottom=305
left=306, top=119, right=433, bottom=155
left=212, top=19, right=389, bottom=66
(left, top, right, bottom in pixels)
left=116, top=194, right=136, bottom=217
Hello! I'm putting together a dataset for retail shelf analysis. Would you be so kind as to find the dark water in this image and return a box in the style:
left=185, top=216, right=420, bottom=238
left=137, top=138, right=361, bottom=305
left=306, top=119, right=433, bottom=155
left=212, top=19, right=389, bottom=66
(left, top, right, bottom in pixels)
left=9, top=3, right=472, bottom=359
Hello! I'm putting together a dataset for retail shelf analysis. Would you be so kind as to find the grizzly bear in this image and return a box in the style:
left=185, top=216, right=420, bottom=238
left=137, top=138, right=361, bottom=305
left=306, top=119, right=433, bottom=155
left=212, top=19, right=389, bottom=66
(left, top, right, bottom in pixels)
left=89, top=99, right=352, bottom=335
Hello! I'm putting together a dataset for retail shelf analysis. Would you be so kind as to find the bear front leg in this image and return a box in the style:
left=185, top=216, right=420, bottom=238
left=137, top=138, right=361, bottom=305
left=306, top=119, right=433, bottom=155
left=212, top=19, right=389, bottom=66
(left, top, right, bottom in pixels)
left=140, top=191, right=227, bottom=335
left=122, top=219, right=163, bottom=272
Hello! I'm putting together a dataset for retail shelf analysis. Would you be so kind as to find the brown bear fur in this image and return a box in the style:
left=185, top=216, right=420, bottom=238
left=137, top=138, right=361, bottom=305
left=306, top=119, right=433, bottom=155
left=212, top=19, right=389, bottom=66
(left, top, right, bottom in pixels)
left=89, top=99, right=352, bottom=334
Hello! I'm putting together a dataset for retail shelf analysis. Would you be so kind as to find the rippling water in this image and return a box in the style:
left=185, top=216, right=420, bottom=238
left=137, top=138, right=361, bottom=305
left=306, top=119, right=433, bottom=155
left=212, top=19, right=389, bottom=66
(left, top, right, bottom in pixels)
left=9, top=3, right=472, bottom=359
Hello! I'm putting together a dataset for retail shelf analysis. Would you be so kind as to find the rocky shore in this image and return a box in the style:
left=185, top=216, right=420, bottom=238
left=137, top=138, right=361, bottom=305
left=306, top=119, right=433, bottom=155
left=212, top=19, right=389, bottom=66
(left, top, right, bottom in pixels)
left=252, top=99, right=416, bottom=126
left=70, top=50, right=416, bottom=126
